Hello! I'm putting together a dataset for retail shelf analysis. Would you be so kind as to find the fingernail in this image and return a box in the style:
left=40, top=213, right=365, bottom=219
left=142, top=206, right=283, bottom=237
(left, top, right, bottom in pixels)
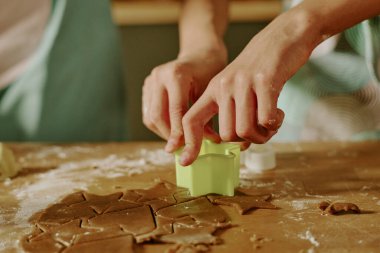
left=165, top=138, right=177, bottom=152
left=165, top=143, right=173, bottom=152
left=180, top=153, right=189, bottom=166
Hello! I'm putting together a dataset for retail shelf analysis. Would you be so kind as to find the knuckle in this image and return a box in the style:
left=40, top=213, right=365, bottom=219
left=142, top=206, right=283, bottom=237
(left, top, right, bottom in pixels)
left=143, top=118, right=154, bottom=129
left=170, top=129, right=184, bottom=139
left=170, top=108, right=185, bottom=119
left=253, top=72, right=272, bottom=86
left=182, top=114, right=199, bottom=132
left=255, top=138, right=266, bottom=144
left=143, top=76, right=152, bottom=89
left=214, top=76, right=232, bottom=94
left=219, top=131, right=235, bottom=142
left=259, top=112, right=277, bottom=128
left=236, top=127, right=253, bottom=140
left=182, top=114, right=192, bottom=127
left=172, top=62, right=187, bottom=74
left=149, top=112, right=163, bottom=123
left=234, top=71, right=250, bottom=84
left=151, top=67, right=159, bottom=76
left=219, top=76, right=231, bottom=87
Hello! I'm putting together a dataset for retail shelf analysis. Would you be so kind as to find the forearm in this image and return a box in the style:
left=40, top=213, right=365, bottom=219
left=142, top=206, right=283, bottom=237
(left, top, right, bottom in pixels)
left=178, top=0, right=228, bottom=59
left=294, top=0, right=380, bottom=46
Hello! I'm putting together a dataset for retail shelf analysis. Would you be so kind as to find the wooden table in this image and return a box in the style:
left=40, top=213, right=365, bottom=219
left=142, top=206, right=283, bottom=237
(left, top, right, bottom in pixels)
left=111, top=0, right=281, bottom=25
left=1, top=142, right=379, bottom=252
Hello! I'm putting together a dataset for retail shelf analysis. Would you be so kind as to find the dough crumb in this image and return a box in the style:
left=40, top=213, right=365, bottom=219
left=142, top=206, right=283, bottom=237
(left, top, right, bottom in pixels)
left=319, top=201, right=361, bottom=215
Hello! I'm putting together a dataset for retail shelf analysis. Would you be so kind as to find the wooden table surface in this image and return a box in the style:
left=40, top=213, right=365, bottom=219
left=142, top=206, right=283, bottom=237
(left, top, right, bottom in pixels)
left=1, top=142, right=380, bottom=252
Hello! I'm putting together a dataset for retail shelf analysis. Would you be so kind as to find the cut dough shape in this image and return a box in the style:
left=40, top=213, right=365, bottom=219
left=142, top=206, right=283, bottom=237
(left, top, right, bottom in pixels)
left=22, top=181, right=276, bottom=253
left=86, top=205, right=155, bottom=236
left=81, top=192, right=123, bottom=214
left=135, top=216, right=173, bottom=243
left=207, top=194, right=276, bottom=215
left=0, top=143, right=21, bottom=181
left=22, top=233, right=64, bottom=253
left=173, top=190, right=196, bottom=204
left=63, top=234, right=135, bottom=253
left=73, top=228, right=126, bottom=244
left=103, top=200, right=143, bottom=213
left=160, top=223, right=219, bottom=245
left=37, top=204, right=95, bottom=225
left=60, top=192, right=86, bottom=205
left=38, top=204, right=96, bottom=225
left=49, top=219, right=100, bottom=246
left=133, top=181, right=186, bottom=202
left=130, top=181, right=189, bottom=212
left=121, top=190, right=141, bottom=202
left=157, top=197, right=229, bottom=226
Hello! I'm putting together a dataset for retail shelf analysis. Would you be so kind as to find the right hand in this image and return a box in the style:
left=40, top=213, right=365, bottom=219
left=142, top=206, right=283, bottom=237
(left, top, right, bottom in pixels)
left=178, top=9, right=322, bottom=166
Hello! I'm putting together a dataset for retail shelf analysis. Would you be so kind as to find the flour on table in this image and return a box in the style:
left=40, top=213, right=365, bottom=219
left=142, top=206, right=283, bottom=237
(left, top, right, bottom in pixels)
left=10, top=149, right=175, bottom=228
left=299, top=230, right=320, bottom=247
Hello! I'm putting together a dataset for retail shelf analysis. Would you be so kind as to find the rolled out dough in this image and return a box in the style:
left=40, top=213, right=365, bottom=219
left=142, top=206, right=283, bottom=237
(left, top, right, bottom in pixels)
left=0, top=143, right=20, bottom=181
left=22, top=181, right=277, bottom=252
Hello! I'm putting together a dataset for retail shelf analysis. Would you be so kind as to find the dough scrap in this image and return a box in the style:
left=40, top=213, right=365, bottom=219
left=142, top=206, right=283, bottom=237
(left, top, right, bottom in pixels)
left=319, top=201, right=361, bottom=215
left=22, top=180, right=276, bottom=253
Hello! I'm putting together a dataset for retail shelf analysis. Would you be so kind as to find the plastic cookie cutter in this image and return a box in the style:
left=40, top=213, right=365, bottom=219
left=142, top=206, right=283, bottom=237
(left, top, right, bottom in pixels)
left=0, top=143, right=20, bottom=181
left=175, top=139, right=240, bottom=197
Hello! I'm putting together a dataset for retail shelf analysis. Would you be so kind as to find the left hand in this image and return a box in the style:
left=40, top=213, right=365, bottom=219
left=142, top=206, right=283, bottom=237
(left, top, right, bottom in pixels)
left=142, top=47, right=227, bottom=150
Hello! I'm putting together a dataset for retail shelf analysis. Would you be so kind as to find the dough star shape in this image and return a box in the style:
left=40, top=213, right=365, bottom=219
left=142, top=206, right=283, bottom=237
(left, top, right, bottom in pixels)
left=22, top=181, right=277, bottom=253
left=207, top=193, right=276, bottom=215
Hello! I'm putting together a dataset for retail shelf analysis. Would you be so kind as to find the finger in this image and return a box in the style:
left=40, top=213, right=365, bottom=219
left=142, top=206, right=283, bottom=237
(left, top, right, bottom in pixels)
left=235, top=89, right=273, bottom=143
left=148, top=85, right=170, bottom=140
left=180, top=92, right=218, bottom=166
left=142, top=76, right=156, bottom=131
left=218, top=97, right=237, bottom=141
left=255, top=77, right=283, bottom=131
left=204, top=123, right=221, bottom=143
left=239, top=141, right=251, bottom=151
left=165, top=79, right=190, bottom=153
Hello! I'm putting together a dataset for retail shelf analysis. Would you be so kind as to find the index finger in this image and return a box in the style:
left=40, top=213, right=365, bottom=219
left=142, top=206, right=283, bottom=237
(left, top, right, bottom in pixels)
left=180, top=91, right=218, bottom=166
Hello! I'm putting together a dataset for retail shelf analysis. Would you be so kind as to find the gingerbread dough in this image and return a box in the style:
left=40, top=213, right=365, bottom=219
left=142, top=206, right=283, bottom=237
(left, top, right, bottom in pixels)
left=207, top=193, right=276, bottom=215
left=22, top=181, right=276, bottom=253
left=319, top=201, right=361, bottom=215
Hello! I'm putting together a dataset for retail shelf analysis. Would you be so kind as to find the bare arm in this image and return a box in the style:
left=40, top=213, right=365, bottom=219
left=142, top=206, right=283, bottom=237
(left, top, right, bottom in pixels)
left=179, top=0, right=228, bottom=59
left=298, top=0, right=380, bottom=39
left=142, top=0, right=229, bottom=151
left=178, top=0, right=380, bottom=165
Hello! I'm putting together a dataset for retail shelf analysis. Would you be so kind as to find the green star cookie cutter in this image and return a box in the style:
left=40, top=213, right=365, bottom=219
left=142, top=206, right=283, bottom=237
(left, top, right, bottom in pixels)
left=175, top=140, right=240, bottom=197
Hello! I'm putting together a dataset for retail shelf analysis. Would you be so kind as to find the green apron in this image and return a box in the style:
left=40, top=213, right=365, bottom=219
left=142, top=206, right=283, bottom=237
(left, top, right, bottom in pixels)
left=0, top=0, right=125, bottom=141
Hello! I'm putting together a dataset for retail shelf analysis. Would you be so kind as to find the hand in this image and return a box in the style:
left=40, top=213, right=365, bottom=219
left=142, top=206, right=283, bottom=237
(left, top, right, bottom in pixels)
left=142, top=47, right=227, bottom=150
left=178, top=9, right=322, bottom=165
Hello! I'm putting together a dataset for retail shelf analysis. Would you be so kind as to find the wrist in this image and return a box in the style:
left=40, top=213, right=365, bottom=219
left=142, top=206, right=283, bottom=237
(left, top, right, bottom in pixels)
left=178, top=39, right=227, bottom=65
left=282, top=5, right=326, bottom=51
